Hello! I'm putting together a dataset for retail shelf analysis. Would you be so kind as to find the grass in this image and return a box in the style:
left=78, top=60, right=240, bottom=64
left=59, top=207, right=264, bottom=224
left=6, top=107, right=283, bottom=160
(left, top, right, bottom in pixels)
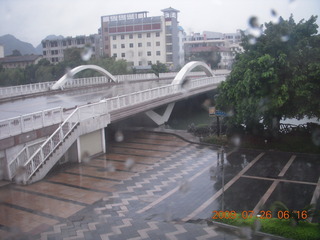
left=213, top=214, right=320, bottom=240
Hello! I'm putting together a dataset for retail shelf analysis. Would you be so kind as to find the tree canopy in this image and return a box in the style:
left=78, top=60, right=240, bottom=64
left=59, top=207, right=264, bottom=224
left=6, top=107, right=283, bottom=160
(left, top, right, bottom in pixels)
left=0, top=48, right=132, bottom=86
left=216, top=15, right=320, bottom=134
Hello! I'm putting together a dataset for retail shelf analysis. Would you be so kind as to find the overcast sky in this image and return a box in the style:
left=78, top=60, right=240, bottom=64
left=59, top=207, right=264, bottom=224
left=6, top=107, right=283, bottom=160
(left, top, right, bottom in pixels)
left=1, top=0, right=319, bottom=47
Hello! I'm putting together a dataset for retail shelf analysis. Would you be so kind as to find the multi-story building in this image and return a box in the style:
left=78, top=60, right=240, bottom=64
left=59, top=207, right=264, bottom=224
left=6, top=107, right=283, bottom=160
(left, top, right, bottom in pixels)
left=184, top=31, right=242, bottom=69
left=41, top=34, right=100, bottom=64
left=0, top=55, right=42, bottom=69
left=100, top=7, right=184, bottom=70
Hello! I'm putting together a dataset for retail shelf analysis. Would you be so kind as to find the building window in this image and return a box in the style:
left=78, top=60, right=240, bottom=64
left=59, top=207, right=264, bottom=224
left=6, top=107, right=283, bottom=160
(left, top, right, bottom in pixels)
left=43, top=51, right=46, bottom=55
left=156, top=32, right=160, bottom=37
left=138, top=33, right=142, bottom=38
left=156, top=41, right=160, bottom=46
left=156, top=51, right=161, bottom=56
left=121, top=44, right=125, bottom=48
left=121, top=35, right=125, bottom=40
left=147, top=42, right=151, bottom=47
left=147, top=33, right=151, bottom=38
left=121, top=53, right=125, bottom=57
left=113, top=53, right=117, bottom=58
left=148, top=61, right=152, bottom=65
left=129, top=43, right=133, bottom=48
left=138, top=43, right=142, bottom=47
left=129, top=34, right=133, bottom=39
left=113, top=44, right=117, bottom=49
left=105, top=45, right=109, bottom=49
left=112, top=36, right=116, bottom=40
left=147, top=51, right=151, bottom=56
left=138, top=52, right=142, bottom=57
left=139, top=61, right=142, bottom=66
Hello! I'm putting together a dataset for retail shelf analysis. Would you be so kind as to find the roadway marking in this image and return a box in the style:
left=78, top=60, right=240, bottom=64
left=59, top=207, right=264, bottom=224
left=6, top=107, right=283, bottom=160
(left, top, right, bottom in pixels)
left=241, top=174, right=317, bottom=186
left=252, top=155, right=296, bottom=214
left=136, top=149, right=237, bottom=214
left=182, top=152, right=265, bottom=222
left=309, top=176, right=320, bottom=222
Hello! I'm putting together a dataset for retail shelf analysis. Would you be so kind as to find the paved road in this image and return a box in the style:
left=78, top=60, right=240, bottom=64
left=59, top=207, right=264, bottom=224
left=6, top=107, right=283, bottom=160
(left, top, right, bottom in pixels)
left=0, top=131, right=319, bottom=239
left=0, top=80, right=170, bottom=121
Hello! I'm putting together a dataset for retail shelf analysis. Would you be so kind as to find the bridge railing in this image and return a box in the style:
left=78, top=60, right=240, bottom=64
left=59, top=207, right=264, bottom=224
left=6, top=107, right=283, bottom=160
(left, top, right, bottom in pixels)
left=9, top=75, right=223, bottom=182
left=0, top=82, right=54, bottom=98
left=0, top=107, right=64, bottom=140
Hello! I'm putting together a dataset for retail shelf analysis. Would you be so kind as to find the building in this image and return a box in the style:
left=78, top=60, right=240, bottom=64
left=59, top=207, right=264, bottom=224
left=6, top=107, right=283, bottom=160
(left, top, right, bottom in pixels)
left=41, top=34, right=100, bottom=64
left=184, top=31, right=242, bottom=69
left=0, top=55, right=42, bottom=69
left=100, top=7, right=184, bottom=70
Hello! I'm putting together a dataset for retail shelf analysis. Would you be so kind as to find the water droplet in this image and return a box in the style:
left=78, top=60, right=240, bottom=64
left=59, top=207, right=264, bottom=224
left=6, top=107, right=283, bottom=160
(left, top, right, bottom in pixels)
left=248, top=16, right=262, bottom=38
left=106, top=163, right=115, bottom=172
left=249, top=37, right=257, bottom=45
left=248, top=16, right=259, bottom=28
left=311, top=129, right=320, bottom=146
left=230, top=135, right=241, bottom=147
left=179, top=180, right=190, bottom=193
left=253, top=219, right=261, bottom=233
left=280, top=35, right=289, bottom=42
left=125, top=158, right=135, bottom=170
left=82, top=151, right=90, bottom=163
left=14, top=166, right=27, bottom=184
left=115, top=130, right=124, bottom=142
left=238, top=226, right=252, bottom=239
left=270, top=9, right=280, bottom=24
left=81, top=46, right=93, bottom=61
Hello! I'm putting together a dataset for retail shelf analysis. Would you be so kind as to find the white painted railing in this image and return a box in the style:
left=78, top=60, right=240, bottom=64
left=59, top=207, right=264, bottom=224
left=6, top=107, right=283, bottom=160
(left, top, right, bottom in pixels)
left=18, top=75, right=222, bottom=183
left=0, top=107, right=64, bottom=140
left=0, top=82, right=54, bottom=97
left=0, top=71, right=210, bottom=99
left=8, top=140, right=45, bottom=180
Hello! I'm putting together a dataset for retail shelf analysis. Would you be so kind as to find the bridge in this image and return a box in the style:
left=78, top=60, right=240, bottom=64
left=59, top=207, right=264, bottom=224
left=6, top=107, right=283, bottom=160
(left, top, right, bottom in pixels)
left=0, top=61, right=228, bottom=184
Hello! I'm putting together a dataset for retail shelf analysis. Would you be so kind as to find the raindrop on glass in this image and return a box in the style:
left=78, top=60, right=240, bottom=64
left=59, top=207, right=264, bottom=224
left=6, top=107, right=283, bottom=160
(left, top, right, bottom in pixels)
left=248, top=16, right=262, bottom=38
left=81, top=46, right=93, bottom=61
left=125, top=158, right=135, bottom=170
left=115, top=130, right=124, bottom=142
left=231, top=135, right=241, bottom=147
left=179, top=180, right=190, bottom=193
left=270, top=9, right=280, bottom=24
left=14, top=166, right=27, bottom=184
left=280, top=35, right=289, bottom=42
left=311, top=129, right=320, bottom=146
left=106, top=163, right=116, bottom=172
left=82, top=151, right=90, bottom=163
left=249, top=37, right=257, bottom=45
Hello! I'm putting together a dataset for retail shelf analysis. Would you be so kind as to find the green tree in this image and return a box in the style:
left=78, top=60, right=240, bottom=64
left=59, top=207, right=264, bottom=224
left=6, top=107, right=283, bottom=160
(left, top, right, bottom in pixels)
left=216, top=15, right=320, bottom=135
left=10, top=49, right=22, bottom=56
left=151, top=62, right=169, bottom=77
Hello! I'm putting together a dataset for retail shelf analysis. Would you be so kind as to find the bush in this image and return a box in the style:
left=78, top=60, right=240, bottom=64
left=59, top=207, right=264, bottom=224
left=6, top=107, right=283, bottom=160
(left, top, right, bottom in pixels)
left=213, top=213, right=320, bottom=240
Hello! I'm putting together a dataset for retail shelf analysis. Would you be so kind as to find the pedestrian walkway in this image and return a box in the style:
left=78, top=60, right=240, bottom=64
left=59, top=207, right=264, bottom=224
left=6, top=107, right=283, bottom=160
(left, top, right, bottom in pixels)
left=0, top=130, right=319, bottom=239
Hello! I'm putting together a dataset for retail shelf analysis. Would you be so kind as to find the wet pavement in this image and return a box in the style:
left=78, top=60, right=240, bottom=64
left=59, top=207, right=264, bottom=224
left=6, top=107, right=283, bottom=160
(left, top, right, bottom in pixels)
left=0, top=131, right=319, bottom=239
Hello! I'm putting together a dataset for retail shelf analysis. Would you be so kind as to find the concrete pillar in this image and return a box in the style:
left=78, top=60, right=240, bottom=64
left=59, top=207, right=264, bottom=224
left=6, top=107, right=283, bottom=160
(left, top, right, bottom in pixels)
left=145, top=103, right=175, bottom=126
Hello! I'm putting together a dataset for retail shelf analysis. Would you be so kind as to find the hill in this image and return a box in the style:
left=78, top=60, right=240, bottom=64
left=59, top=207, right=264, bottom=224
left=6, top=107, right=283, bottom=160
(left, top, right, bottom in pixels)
left=0, top=34, right=39, bottom=56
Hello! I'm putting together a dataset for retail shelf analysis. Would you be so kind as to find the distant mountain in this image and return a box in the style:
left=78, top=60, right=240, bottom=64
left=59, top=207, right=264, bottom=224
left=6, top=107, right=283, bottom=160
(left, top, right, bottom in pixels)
left=36, top=35, right=64, bottom=54
left=0, top=34, right=38, bottom=56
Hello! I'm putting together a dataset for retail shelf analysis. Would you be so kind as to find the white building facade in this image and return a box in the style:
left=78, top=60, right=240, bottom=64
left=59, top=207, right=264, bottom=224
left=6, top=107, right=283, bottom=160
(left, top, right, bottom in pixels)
left=101, top=8, right=184, bottom=70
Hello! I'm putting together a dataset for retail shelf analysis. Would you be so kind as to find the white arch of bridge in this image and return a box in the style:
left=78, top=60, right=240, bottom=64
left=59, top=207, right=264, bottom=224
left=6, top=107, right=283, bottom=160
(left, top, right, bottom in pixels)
left=51, top=65, right=117, bottom=90
left=171, top=61, right=214, bottom=85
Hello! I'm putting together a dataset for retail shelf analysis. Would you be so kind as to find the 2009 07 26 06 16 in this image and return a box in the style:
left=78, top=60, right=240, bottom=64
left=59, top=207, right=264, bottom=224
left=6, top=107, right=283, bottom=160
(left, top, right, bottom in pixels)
left=212, top=210, right=309, bottom=219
